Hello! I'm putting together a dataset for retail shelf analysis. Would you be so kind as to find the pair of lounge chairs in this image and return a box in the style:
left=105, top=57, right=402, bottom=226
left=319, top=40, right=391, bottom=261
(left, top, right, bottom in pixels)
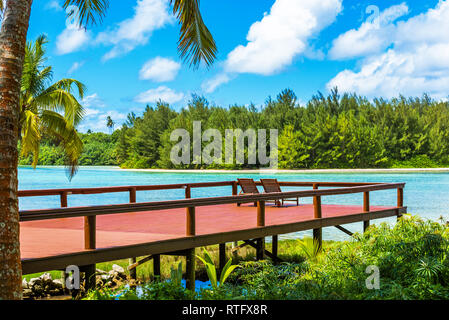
left=237, top=178, right=299, bottom=207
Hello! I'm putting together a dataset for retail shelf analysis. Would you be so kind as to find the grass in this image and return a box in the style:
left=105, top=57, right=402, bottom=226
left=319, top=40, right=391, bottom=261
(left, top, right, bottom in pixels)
left=22, top=239, right=337, bottom=283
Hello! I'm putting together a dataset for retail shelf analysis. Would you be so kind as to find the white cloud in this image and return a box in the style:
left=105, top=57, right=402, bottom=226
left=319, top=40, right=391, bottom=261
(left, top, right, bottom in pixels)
left=201, top=73, right=233, bottom=93
left=327, top=0, right=449, bottom=99
left=82, top=93, right=106, bottom=108
left=96, top=0, right=173, bottom=61
left=224, top=0, right=343, bottom=75
left=46, top=0, right=63, bottom=11
left=67, top=61, right=85, bottom=74
left=56, top=25, right=90, bottom=55
left=139, top=57, right=181, bottom=82
left=135, top=86, right=184, bottom=104
left=329, top=3, right=409, bottom=60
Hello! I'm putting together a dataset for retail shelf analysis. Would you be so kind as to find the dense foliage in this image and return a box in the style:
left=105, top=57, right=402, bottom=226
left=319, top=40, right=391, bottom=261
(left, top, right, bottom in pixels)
left=86, top=216, right=449, bottom=300
left=20, top=89, right=449, bottom=169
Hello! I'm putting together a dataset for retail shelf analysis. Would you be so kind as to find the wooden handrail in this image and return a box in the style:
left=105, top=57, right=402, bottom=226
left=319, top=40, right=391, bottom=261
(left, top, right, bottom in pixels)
left=17, top=181, right=383, bottom=198
left=19, top=182, right=405, bottom=222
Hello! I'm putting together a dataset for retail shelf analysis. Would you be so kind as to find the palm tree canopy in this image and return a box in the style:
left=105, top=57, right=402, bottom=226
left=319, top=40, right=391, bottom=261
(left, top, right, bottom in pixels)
left=20, top=35, right=86, bottom=179
left=62, top=0, right=217, bottom=68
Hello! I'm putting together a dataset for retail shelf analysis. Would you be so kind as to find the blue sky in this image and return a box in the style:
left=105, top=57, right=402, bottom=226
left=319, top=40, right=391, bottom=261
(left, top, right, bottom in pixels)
left=27, top=0, right=446, bottom=132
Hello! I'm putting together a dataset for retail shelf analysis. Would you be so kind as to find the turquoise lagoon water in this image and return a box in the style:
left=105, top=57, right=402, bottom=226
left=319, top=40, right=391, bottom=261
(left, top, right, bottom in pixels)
left=18, top=166, right=449, bottom=241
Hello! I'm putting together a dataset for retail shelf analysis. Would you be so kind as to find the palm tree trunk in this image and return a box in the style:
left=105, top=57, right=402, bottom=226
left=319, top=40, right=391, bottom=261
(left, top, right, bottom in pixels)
left=0, top=0, right=33, bottom=300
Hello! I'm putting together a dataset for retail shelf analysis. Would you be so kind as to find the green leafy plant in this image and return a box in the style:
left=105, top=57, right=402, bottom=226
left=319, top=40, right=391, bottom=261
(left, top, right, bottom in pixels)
left=196, top=249, right=239, bottom=289
left=170, top=261, right=183, bottom=287
left=297, top=236, right=322, bottom=262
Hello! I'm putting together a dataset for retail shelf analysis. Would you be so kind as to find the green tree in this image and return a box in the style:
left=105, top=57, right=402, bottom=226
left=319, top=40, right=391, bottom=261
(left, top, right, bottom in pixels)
left=20, top=35, right=85, bottom=178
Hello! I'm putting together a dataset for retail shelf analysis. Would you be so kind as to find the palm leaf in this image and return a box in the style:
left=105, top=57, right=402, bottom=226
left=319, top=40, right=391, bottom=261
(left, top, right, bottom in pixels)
left=40, top=110, right=84, bottom=179
left=20, top=110, right=41, bottom=167
left=63, top=0, right=109, bottom=27
left=171, top=0, right=217, bottom=68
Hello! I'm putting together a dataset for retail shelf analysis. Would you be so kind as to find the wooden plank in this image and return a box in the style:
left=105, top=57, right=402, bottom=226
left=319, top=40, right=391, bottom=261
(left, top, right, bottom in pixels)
left=21, top=207, right=406, bottom=274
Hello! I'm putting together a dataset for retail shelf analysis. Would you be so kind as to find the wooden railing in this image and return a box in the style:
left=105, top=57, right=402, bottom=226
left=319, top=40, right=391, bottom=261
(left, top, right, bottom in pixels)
left=19, top=180, right=406, bottom=287
left=19, top=181, right=405, bottom=246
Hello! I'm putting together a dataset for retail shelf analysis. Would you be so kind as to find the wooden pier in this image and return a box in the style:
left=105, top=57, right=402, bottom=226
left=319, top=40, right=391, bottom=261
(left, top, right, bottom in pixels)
left=18, top=180, right=406, bottom=290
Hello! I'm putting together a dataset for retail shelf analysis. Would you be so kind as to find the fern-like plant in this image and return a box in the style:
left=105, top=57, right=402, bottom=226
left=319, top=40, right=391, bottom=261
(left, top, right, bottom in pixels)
left=196, top=249, right=239, bottom=289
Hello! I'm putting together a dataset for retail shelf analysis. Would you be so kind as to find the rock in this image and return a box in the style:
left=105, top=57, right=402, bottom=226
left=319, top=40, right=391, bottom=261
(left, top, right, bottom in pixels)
left=23, top=288, right=33, bottom=297
left=112, top=264, right=125, bottom=274
left=29, top=277, right=42, bottom=287
left=52, top=279, right=63, bottom=289
left=41, top=273, right=52, bottom=283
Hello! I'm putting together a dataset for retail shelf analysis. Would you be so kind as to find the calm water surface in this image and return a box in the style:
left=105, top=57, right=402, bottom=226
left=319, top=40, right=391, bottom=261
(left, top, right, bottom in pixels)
left=18, top=166, right=449, bottom=241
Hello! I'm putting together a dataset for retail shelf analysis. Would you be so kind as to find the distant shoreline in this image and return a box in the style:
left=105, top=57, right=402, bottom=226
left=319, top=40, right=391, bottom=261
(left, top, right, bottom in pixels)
left=19, top=165, right=449, bottom=174
left=118, top=167, right=449, bottom=174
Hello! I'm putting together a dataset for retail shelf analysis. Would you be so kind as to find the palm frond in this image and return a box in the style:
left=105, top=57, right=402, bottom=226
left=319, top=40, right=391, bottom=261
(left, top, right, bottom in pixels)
left=20, top=110, right=41, bottom=167
left=171, top=0, right=217, bottom=68
left=31, top=79, right=86, bottom=126
left=40, top=110, right=84, bottom=179
left=63, top=0, right=109, bottom=27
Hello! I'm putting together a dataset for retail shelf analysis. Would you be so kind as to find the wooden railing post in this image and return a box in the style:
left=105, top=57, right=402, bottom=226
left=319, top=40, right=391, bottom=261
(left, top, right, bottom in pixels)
left=313, top=194, right=322, bottom=250
left=397, top=188, right=403, bottom=207
left=185, top=185, right=196, bottom=291
left=129, top=187, right=137, bottom=280
left=83, top=215, right=96, bottom=290
left=363, top=191, right=370, bottom=232
left=60, top=191, right=68, bottom=208
left=397, top=187, right=404, bottom=221
left=256, top=200, right=265, bottom=260
left=129, top=187, right=137, bottom=204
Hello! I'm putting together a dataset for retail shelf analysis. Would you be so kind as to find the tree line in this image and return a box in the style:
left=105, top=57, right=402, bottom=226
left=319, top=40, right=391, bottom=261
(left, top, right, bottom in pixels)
left=19, top=89, right=449, bottom=169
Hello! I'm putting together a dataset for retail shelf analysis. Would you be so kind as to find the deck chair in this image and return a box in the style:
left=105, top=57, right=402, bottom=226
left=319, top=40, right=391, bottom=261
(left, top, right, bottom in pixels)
left=237, top=178, right=278, bottom=207
left=237, top=178, right=259, bottom=206
left=260, top=178, right=299, bottom=206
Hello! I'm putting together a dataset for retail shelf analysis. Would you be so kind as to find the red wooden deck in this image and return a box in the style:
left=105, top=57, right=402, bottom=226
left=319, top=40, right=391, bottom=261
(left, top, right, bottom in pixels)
left=20, top=203, right=393, bottom=260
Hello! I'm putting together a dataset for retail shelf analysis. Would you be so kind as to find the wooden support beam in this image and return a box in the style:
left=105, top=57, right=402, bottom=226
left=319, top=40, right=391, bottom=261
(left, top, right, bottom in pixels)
left=363, top=191, right=370, bottom=232
left=313, top=194, right=322, bottom=250
left=272, top=235, right=278, bottom=264
left=256, top=201, right=265, bottom=260
left=128, top=258, right=137, bottom=279
left=335, top=225, right=354, bottom=237
left=185, top=248, right=195, bottom=291
left=153, top=254, right=161, bottom=278
left=128, top=255, right=153, bottom=271
left=80, top=264, right=96, bottom=292
left=219, top=243, right=226, bottom=276
left=129, top=188, right=137, bottom=277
